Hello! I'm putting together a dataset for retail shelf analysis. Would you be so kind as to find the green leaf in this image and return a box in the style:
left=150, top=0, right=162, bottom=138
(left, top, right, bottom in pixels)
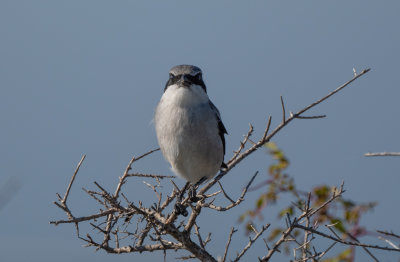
left=341, top=199, right=355, bottom=209
left=264, top=142, right=277, bottom=150
left=322, top=248, right=352, bottom=262
left=278, top=206, right=294, bottom=218
left=314, top=185, right=330, bottom=198
left=256, top=196, right=265, bottom=208
left=268, top=228, right=283, bottom=241
left=330, top=218, right=347, bottom=233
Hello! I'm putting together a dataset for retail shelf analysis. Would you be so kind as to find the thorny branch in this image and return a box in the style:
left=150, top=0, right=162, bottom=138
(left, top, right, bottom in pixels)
left=199, top=68, right=371, bottom=195
left=259, top=182, right=399, bottom=262
left=49, top=69, right=398, bottom=261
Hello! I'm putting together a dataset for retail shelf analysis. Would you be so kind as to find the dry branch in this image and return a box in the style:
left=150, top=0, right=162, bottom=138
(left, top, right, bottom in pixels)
left=365, top=152, right=400, bottom=157
left=199, top=69, right=371, bottom=195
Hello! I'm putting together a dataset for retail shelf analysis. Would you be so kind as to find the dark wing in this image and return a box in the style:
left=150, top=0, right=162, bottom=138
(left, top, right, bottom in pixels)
left=209, top=101, right=228, bottom=168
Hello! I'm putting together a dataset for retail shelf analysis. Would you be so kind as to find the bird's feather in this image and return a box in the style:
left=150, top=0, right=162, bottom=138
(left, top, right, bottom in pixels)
left=209, top=101, right=228, bottom=168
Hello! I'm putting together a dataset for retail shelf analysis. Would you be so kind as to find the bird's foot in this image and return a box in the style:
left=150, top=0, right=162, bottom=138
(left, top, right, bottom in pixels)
left=189, top=176, right=208, bottom=202
left=174, top=202, right=188, bottom=217
left=188, top=187, right=200, bottom=202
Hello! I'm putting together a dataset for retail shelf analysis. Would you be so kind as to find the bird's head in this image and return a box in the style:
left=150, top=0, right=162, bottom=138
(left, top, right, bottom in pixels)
left=164, top=65, right=207, bottom=93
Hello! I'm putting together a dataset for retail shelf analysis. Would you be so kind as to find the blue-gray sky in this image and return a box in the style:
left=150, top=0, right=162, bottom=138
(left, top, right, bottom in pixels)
left=1, top=1, right=399, bottom=261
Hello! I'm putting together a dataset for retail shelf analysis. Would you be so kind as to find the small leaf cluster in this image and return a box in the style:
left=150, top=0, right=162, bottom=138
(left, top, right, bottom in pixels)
left=240, top=142, right=376, bottom=260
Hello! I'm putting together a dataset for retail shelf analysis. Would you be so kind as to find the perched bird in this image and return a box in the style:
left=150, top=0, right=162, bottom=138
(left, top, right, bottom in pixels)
left=155, top=65, right=227, bottom=207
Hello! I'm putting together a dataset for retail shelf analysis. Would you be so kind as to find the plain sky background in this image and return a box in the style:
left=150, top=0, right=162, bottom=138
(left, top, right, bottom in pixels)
left=1, top=1, right=399, bottom=261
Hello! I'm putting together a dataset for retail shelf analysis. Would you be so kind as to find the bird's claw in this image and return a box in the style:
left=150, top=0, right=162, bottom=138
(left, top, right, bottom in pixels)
left=174, top=203, right=188, bottom=217
left=188, top=187, right=200, bottom=202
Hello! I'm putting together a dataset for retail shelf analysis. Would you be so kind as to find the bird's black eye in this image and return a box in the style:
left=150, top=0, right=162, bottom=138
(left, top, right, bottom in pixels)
left=196, top=73, right=202, bottom=81
left=169, top=73, right=174, bottom=79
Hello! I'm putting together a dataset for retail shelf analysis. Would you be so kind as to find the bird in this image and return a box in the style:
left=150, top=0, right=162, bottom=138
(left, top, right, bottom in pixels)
left=154, top=65, right=227, bottom=213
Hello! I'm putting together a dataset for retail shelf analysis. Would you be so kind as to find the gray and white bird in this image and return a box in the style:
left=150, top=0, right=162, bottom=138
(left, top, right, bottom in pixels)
left=155, top=65, right=227, bottom=188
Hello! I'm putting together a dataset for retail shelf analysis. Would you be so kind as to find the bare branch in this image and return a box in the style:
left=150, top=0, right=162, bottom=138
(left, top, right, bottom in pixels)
left=317, top=242, right=337, bottom=260
left=126, top=173, right=175, bottom=179
left=203, top=172, right=258, bottom=212
left=293, top=114, right=326, bottom=119
left=377, top=230, right=400, bottom=239
left=50, top=208, right=118, bottom=225
left=222, top=227, right=237, bottom=262
left=378, top=236, right=400, bottom=250
left=114, top=148, right=160, bottom=199
left=262, top=182, right=346, bottom=261
left=261, top=221, right=296, bottom=261
left=301, top=193, right=312, bottom=261
left=233, top=224, right=270, bottom=262
left=365, top=152, right=400, bottom=157
left=301, top=181, right=345, bottom=221
left=79, top=234, right=184, bottom=253
left=294, top=224, right=400, bottom=252
left=345, top=231, right=379, bottom=262
left=194, top=223, right=206, bottom=249
left=184, top=202, right=202, bottom=233
left=217, top=181, right=235, bottom=204
left=160, top=187, right=178, bottom=210
left=293, top=68, right=370, bottom=117
left=228, top=123, right=254, bottom=165
left=280, top=96, right=286, bottom=123
left=62, top=154, right=86, bottom=205
left=261, top=116, right=272, bottom=141
left=201, top=69, right=370, bottom=195
left=136, top=222, right=152, bottom=246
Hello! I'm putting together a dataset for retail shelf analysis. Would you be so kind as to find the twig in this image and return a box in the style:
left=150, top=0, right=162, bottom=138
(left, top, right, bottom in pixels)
left=79, top=234, right=184, bottom=253
left=194, top=223, right=205, bottom=249
left=176, top=255, right=197, bottom=260
left=127, top=173, right=175, bottom=179
left=184, top=201, right=202, bottom=233
left=217, top=181, right=235, bottom=204
left=233, top=224, right=270, bottom=262
left=292, top=68, right=370, bottom=117
left=301, top=193, right=311, bottom=260
left=378, top=236, right=400, bottom=250
left=114, top=148, right=160, bottom=199
left=260, top=116, right=273, bottom=142
left=222, top=227, right=237, bottom=262
left=262, top=183, right=346, bottom=261
left=317, top=242, right=337, bottom=260
left=293, top=114, right=326, bottom=119
left=62, top=154, right=86, bottom=204
left=228, top=124, right=254, bottom=165
left=302, top=181, right=345, bottom=220
left=160, top=187, right=178, bottom=210
left=136, top=222, right=152, bottom=246
left=325, top=223, right=342, bottom=240
left=346, top=231, right=379, bottom=262
left=294, top=223, right=400, bottom=252
left=280, top=96, right=286, bottom=123
left=50, top=208, right=118, bottom=225
left=365, top=152, right=400, bottom=157
left=52, top=155, right=86, bottom=235
left=203, top=233, right=212, bottom=246
left=377, top=230, right=400, bottom=239
left=262, top=222, right=295, bottom=261
left=204, top=172, right=258, bottom=212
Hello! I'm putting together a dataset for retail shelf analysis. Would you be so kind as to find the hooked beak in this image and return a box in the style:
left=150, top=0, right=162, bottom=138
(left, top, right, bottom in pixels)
left=177, top=75, right=191, bottom=87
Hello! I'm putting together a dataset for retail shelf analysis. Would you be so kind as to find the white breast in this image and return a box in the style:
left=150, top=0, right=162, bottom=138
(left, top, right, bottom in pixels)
left=154, top=85, right=223, bottom=183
